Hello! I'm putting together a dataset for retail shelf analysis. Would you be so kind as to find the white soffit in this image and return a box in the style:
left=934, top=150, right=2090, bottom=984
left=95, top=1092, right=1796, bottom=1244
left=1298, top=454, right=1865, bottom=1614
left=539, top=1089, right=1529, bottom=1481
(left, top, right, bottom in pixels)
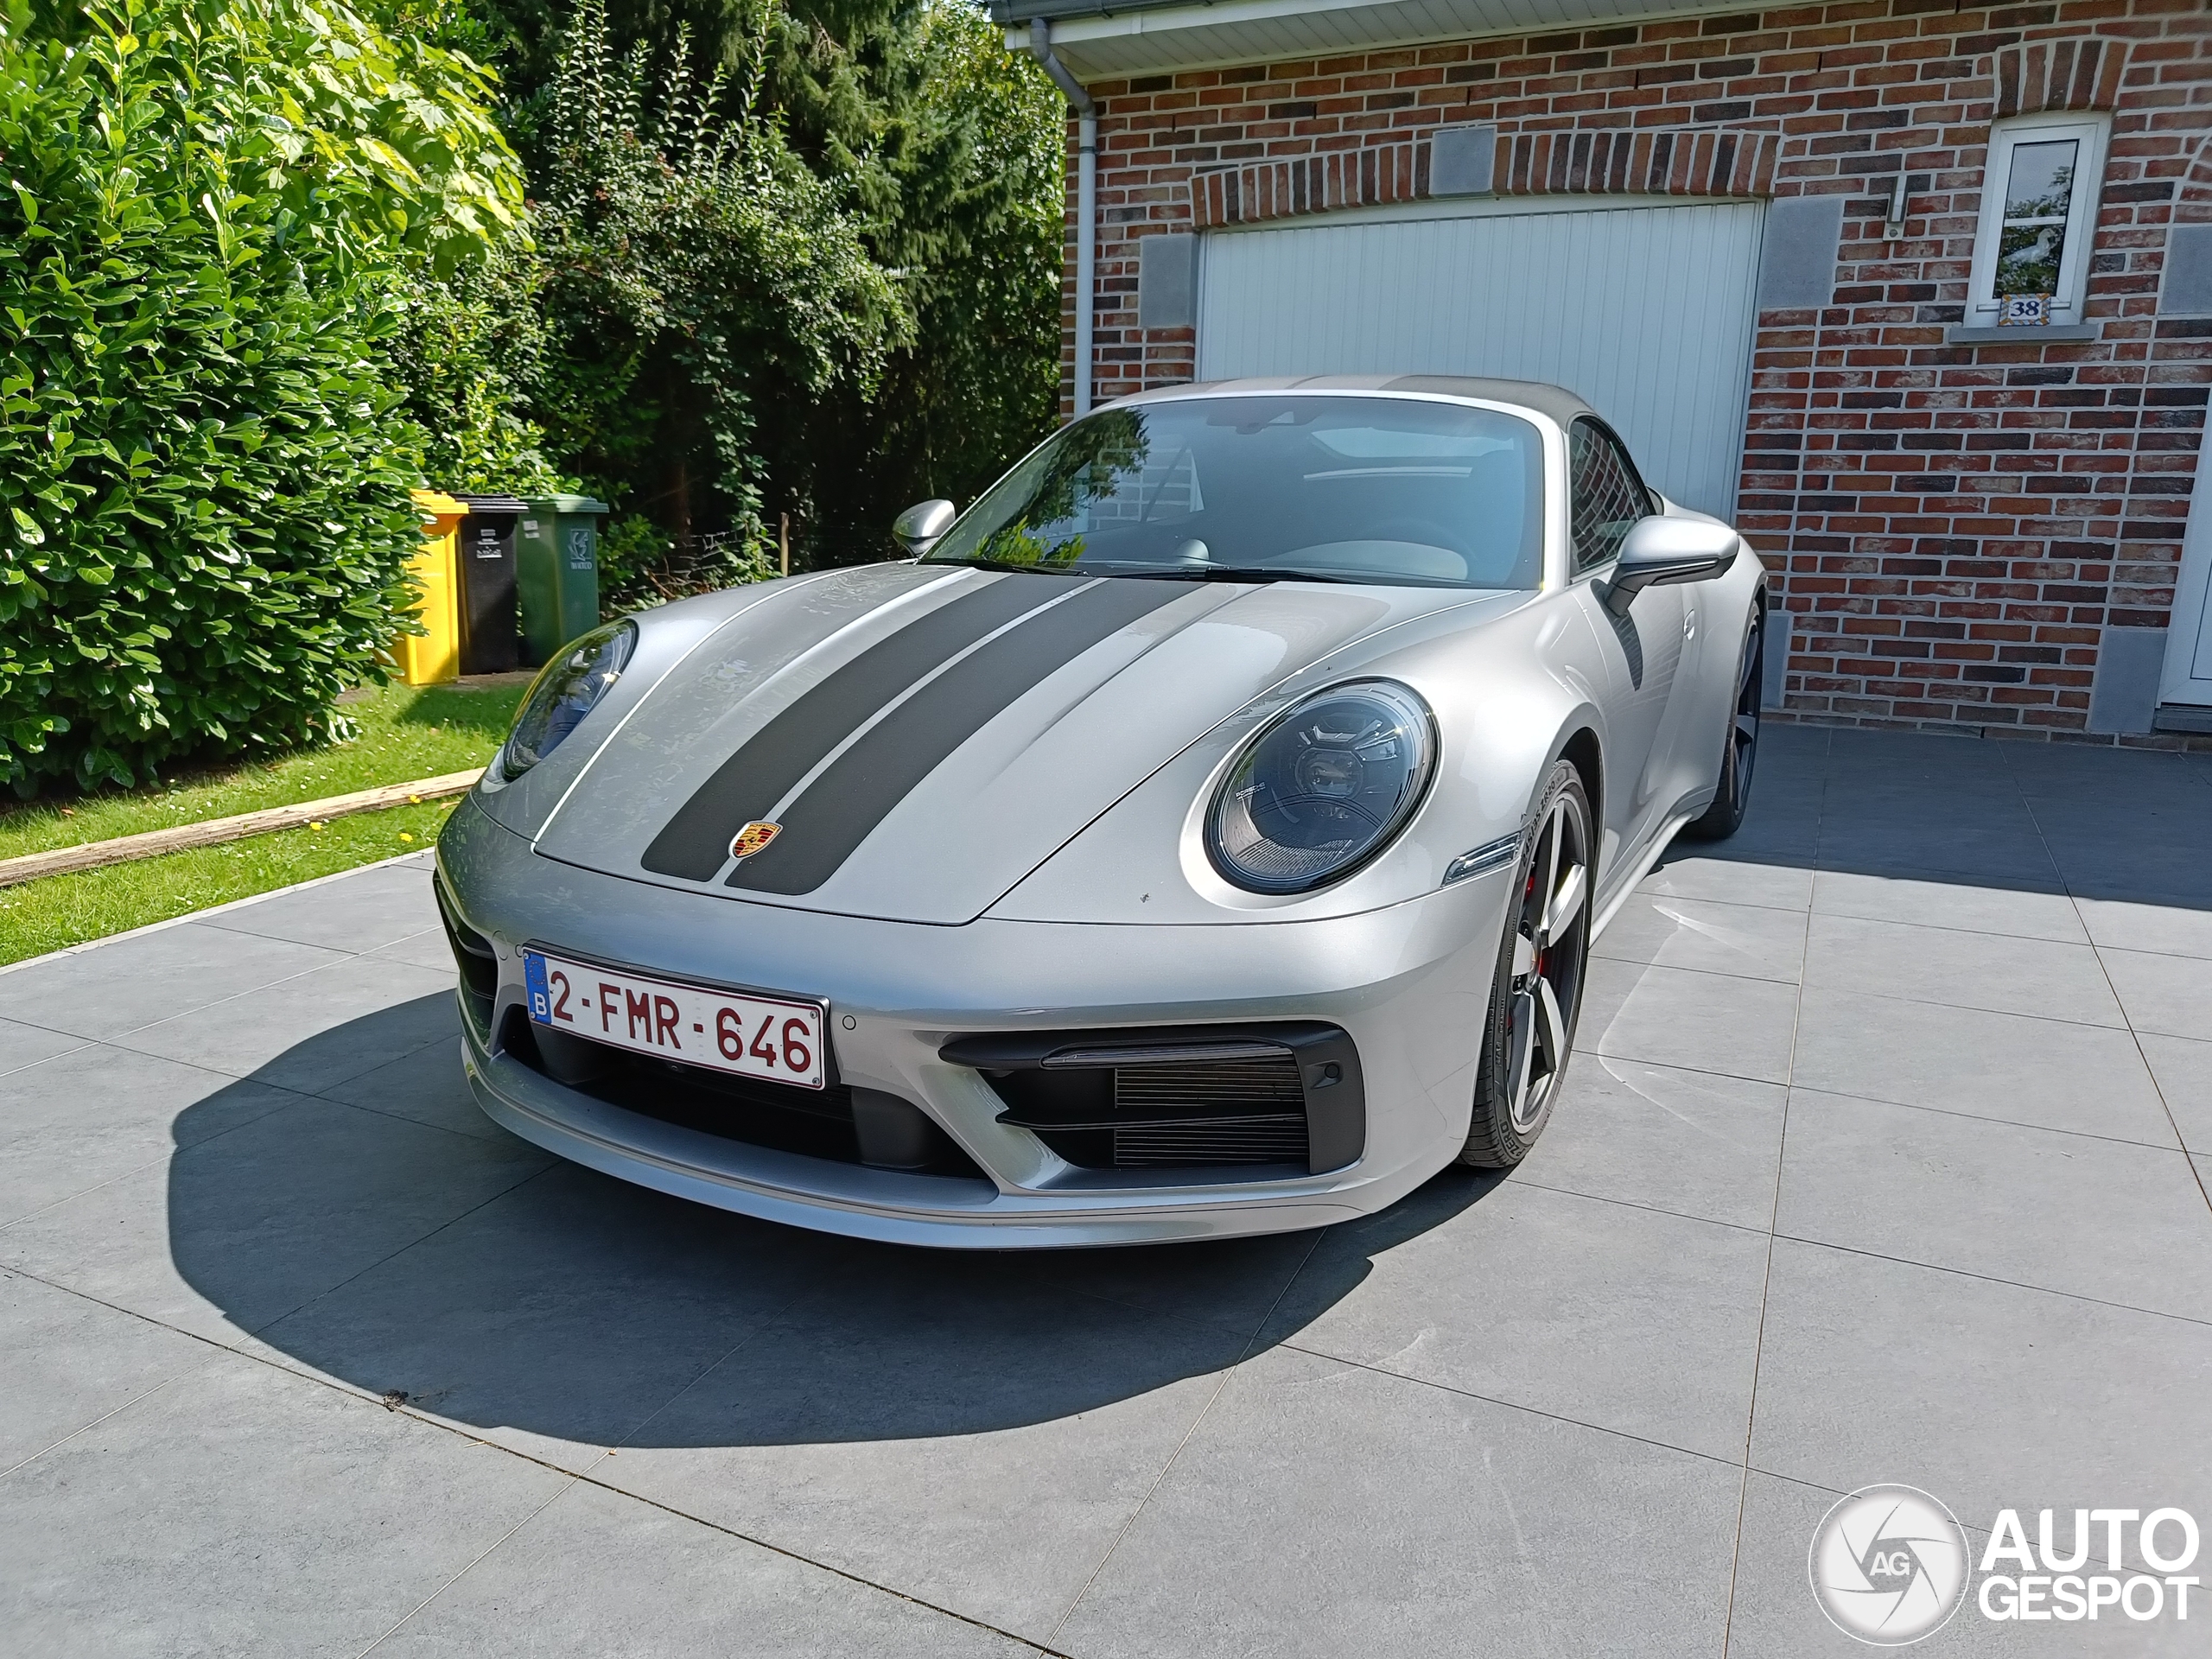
left=1010, top=0, right=1747, bottom=80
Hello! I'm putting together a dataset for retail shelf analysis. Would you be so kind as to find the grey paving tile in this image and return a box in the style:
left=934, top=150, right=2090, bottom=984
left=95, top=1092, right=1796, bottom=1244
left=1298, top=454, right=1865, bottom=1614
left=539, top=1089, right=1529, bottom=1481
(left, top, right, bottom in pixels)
left=367, top=1479, right=1028, bottom=1658
left=1000, top=1228, right=1322, bottom=1340
left=1819, top=779, right=2015, bottom=820
left=2074, top=894, right=2212, bottom=960
left=1705, top=810, right=1823, bottom=865
left=1802, top=912, right=2124, bottom=1027
left=369, top=925, right=461, bottom=976
left=1749, top=1238, right=2212, bottom=1523
left=0, top=1096, right=550, bottom=1345
left=1641, top=851, right=1815, bottom=912
left=1747, top=724, right=1827, bottom=771
left=2140, top=1034, right=2212, bottom=1154
left=118, top=963, right=459, bottom=1093
left=0, top=1018, right=87, bottom=1079
left=1724, top=1472, right=2041, bottom=1658
left=2048, top=838, right=2212, bottom=907
left=0, top=1046, right=306, bottom=1226
left=594, top=1243, right=1249, bottom=1643
left=0, top=1268, right=213, bottom=1473
left=1580, top=957, right=1801, bottom=1084
left=2099, top=946, right=2212, bottom=1041
left=1827, top=726, right=2017, bottom=776
left=247, top=1164, right=841, bottom=1472
left=316, top=1034, right=502, bottom=1141
left=2004, top=740, right=2212, bottom=800
left=1777, top=1088, right=2212, bottom=1321
left=2024, top=791, right=2212, bottom=843
left=0, top=922, right=344, bottom=1042
left=1054, top=1344, right=1741, bottom=1659
left=203, top=861, right=438, bottom=954
left=1814, top=823, right=2061, bottom=887
left=1812, top=868, right=2086, bottom=944
left=1593, top=892, right=1808, bottom=982
left=1262, top=1179, right=1770, bottom=1459
left=1516, top=1054, right=1786, bottom=1230
left=0, top=1346, right=569, bottom=1658
left=1790, top=986, right=2177, bottom=1146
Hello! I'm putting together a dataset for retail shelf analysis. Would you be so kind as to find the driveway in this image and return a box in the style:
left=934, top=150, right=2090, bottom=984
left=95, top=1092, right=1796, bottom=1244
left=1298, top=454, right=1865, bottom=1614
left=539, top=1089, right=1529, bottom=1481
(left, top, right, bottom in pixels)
left=3, top=726, right=2209, bottom=1656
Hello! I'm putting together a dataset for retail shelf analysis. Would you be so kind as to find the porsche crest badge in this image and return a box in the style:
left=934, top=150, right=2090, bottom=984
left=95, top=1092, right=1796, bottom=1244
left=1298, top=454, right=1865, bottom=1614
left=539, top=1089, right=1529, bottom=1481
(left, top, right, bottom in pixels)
left=729, top=821, right=781, bottom=861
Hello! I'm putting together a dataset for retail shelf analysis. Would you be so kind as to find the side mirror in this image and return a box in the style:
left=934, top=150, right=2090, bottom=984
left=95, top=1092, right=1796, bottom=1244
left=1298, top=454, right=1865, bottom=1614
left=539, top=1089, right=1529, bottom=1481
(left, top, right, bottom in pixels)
left=1603, top=517, right=1739, bottom=616
left=892, top=499, right=957, bottom=557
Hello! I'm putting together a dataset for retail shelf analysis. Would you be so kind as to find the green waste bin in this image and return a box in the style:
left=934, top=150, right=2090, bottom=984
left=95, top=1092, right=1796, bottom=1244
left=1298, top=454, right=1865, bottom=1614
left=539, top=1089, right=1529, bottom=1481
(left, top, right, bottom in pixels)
left=516, top=495, right=610, bottom=667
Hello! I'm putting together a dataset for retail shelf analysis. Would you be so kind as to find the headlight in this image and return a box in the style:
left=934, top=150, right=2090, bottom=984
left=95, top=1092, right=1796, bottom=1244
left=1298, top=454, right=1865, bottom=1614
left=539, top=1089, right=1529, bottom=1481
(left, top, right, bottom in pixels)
left=1205, top=680, right=1435, bottom=893
left=498, top=620, right=637, bottom=780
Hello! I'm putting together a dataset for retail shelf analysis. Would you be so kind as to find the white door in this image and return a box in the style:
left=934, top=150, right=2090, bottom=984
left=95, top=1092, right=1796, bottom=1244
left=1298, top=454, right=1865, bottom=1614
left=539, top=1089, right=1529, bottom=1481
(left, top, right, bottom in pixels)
left=2159, top=431, right=2212, bottom=708
left=1197, top=196, right=1767, bottom=519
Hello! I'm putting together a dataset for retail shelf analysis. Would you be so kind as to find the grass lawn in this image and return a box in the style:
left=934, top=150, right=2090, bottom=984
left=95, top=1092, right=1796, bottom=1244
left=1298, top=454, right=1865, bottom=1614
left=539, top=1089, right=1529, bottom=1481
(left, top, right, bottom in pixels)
left=0, top=679, right=527, bottom=861
left=0, top=798, right=461, bottom=966
left=0, top=680, right=526, bottom=967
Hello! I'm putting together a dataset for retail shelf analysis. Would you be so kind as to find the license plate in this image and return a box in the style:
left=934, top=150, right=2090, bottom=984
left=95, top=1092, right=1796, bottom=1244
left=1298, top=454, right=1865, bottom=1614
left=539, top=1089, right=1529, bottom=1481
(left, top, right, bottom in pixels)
left=522, top=950, right=826, bottom=1090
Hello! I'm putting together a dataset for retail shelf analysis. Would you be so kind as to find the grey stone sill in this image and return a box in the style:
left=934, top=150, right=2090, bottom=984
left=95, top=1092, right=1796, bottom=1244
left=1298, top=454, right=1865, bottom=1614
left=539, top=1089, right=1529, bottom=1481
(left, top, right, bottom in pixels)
left=1943, top=323, right=2100, bottom=344
left=2152, top=703, right=2212, bottom=734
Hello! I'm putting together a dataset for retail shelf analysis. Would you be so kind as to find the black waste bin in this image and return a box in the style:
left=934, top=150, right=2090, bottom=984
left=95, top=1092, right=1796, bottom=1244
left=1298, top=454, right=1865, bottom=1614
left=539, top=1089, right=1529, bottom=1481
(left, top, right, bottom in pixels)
left=450, top=493, right=528, bottom=675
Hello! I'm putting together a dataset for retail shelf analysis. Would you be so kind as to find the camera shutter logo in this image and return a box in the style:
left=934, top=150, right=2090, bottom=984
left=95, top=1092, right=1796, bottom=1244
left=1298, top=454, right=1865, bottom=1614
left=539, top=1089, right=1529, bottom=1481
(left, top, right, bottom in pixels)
left=1808, top=1484, right=1973, bottom=1645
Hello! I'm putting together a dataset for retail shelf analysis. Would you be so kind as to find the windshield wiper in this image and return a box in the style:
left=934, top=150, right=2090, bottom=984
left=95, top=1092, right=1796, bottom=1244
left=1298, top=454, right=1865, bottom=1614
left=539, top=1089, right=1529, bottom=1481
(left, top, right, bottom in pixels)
left=925, top=556, right=1084, bottom=575
left=1101, top=563, right=1358, bottom=585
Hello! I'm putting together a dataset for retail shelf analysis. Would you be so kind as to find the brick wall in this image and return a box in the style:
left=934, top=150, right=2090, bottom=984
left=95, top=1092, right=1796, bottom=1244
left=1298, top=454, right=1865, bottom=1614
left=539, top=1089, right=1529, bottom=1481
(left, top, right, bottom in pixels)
left=1058, top=1, right=2212, bottom=743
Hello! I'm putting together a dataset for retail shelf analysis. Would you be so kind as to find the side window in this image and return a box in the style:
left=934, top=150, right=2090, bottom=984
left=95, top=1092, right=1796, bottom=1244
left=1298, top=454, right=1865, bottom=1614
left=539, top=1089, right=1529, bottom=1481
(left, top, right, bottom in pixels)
left=1967, top=114, right=2108, bottom=326
left=1568, top=420, right=1649, bottom=575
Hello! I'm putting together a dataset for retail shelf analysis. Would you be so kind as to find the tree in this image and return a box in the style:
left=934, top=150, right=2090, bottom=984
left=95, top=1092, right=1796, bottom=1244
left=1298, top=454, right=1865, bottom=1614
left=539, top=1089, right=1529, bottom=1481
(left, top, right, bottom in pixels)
left=484, top=0, right=1065, bottom=568
left=527, top=0, right=904, bottom=589
left=0, top=0, right=524, bottom=791
left=762, top=0, right=1064, bottom=563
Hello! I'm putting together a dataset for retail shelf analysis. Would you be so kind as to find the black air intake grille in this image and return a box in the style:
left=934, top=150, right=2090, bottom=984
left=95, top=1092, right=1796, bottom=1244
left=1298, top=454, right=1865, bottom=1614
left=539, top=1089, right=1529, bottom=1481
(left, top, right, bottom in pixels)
left=1115, top=1058, right=1305, bottom=1111
left=944, top=1022, right=1366, bottom=1179
left=1112, top=1116, right=1308, bottom=1167
left=971, top=1048, right=1321, bottom=1172
left=498, top=1007, right=988, bottom=1180
left=435, top=881, right=498, bottom=1033
left=1108, top=1057, right=1307, bottom=1166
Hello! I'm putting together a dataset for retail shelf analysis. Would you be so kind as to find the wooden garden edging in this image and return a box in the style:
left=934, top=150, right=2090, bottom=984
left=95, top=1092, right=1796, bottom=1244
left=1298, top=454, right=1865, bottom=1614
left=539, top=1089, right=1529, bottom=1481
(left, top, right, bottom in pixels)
left=0, top=768, right=485, bottom=889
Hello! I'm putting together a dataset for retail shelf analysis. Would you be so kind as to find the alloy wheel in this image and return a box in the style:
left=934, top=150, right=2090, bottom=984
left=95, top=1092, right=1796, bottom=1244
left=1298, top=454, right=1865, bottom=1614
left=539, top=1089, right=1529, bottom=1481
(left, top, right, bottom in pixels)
left=1729, top=622, right=1762, bottom=803
left=1503, top=790, right=1591, bottom=1134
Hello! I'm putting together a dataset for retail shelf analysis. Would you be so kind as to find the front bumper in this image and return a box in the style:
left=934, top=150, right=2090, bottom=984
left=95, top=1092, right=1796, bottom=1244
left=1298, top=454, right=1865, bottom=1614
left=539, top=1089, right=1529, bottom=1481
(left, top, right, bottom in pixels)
left=440, top=797, right=1512, bottom=1247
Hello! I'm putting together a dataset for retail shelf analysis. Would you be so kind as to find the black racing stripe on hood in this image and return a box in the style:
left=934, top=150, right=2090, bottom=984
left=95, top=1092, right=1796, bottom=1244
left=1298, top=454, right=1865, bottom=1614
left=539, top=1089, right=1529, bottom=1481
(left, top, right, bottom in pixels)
left=726, top=577, right=1189, bottom=896
left=639, top=574, right=1071, bottom=880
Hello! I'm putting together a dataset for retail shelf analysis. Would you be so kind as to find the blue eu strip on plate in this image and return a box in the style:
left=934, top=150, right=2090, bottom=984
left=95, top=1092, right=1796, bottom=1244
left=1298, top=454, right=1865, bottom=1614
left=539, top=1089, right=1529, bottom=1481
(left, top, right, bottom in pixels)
left=524, top=950, right=551, bottom=1023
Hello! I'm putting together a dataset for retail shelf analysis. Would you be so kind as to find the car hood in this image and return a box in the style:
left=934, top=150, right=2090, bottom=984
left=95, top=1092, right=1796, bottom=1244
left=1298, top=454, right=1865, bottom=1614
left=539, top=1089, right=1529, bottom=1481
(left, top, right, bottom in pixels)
left=534, top=563, right=1516, bottom=925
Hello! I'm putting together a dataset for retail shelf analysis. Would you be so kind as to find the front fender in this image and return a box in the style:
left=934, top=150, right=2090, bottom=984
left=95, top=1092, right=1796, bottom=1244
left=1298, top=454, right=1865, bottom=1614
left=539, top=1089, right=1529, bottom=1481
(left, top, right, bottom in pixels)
left=990, top=590, right=1611, bottom=926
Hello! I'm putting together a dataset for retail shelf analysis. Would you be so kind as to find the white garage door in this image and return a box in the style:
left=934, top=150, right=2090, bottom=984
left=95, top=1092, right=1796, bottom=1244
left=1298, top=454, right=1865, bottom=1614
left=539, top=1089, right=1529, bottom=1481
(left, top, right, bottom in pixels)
left=1198, top=196, right=1767, bottom=518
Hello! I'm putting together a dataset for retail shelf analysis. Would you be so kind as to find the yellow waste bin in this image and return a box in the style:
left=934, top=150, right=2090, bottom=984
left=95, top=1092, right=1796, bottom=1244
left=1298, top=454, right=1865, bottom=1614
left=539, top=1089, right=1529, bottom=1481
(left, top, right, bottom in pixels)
left=395, top=490, right=466, bottom=685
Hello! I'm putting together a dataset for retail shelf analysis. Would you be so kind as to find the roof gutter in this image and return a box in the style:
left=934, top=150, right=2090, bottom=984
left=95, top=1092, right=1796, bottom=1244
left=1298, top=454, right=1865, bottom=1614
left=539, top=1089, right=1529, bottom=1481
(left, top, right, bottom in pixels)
left=1026, top=19, right=1096, bottom=415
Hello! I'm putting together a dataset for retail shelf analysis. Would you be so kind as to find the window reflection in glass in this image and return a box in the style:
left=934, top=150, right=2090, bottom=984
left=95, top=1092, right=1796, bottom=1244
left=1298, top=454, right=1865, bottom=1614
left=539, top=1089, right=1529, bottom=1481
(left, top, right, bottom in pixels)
left=921, top=397, right=1548, bottom=589
left=1567, top=421, right=1648, bottom=575
left=1994, top=138, right=2076, bottom=296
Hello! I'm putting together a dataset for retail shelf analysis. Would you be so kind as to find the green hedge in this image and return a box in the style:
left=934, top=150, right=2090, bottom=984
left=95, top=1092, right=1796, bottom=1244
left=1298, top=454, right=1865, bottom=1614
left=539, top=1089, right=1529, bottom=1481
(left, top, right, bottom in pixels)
left=0, top=0, right=519, bottom=791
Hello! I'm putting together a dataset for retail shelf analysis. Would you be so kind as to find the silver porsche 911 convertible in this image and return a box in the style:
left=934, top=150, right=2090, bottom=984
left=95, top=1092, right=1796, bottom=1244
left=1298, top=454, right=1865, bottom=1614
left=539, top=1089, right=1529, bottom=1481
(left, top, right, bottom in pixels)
left=435, top=375, right=1765, bottom=1247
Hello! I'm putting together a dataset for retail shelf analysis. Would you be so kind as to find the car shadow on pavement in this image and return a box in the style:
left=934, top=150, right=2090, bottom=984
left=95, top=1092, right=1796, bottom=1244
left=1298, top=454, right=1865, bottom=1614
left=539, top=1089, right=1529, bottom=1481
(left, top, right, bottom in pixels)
left=166, top=995, right=1500, bottom=1451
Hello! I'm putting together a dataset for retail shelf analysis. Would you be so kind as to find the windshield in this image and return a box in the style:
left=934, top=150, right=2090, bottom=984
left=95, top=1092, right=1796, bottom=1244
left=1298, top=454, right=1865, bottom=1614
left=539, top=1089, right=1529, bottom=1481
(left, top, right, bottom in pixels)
left=922, top=395, right=1545, bottom=588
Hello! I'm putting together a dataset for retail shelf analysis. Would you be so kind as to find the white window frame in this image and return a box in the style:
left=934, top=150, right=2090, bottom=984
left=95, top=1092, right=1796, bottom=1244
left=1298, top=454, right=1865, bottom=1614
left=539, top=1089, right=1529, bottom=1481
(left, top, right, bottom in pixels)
left=1967, top=112, right=2111, bottom=326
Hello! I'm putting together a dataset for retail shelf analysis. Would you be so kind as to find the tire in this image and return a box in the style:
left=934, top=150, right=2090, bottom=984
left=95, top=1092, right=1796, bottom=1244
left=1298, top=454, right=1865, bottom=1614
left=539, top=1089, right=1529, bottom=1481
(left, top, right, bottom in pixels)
left=1459, top=760, right=1593, bottom=1168
left=1682, top=611, right=1762, bottom=842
